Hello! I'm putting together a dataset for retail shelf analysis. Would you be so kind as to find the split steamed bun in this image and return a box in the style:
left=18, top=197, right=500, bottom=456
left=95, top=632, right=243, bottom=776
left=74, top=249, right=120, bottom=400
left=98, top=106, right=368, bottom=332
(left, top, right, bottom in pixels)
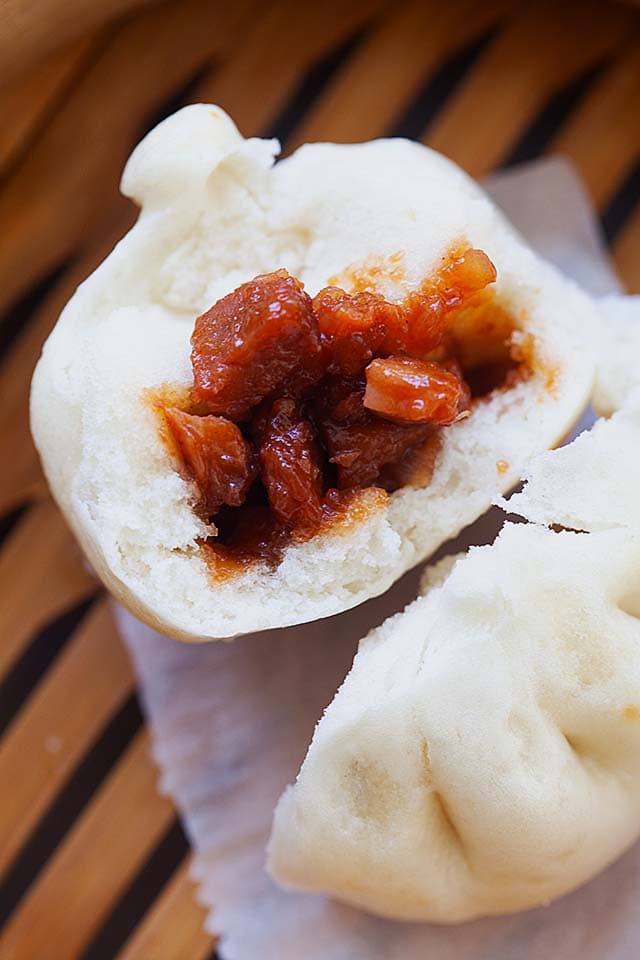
left=268, top=340, right=640, bottom=921
left=269, top=529, right=640, bottom=921
left=31, top=104, right=597, bottom=640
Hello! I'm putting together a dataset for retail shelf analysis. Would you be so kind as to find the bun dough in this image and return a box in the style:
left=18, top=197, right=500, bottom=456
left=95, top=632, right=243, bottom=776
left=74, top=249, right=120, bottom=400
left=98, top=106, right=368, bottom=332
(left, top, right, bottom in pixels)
left=503, top=391, right=640, bottom=533
left=31, top=104, right=596, bottom=640
left=592, top=295, right=640, bottom=416
left=268, top=369, right=640, bottom=919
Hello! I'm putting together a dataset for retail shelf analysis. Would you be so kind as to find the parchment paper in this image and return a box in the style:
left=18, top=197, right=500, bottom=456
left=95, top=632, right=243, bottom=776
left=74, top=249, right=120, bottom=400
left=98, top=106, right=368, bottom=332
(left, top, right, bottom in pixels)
left=115, top=156, right=640, bottom=959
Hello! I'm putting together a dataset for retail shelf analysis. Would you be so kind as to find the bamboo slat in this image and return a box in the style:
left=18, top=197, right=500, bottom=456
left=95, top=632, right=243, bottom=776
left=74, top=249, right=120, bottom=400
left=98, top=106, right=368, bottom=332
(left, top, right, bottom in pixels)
left=116, top=859, right=214, bottom=960
left=0, top=732, right=174, bottom=960
left=0, top=33, right=98, bottom=177
left=0, top=499, right=95, bottom=679
left=0, top=601, right=133, bottom=874
left=286, top=0, right=514, bottom=150
left=0, top=0, right=153, bottom=87
left=550, top=34, right=640, bottom=208
left=425, top=0, right=634, bottom=176
left=613, top=206, right=640, bottom=292
left=192, top=0, right=389, bottom=138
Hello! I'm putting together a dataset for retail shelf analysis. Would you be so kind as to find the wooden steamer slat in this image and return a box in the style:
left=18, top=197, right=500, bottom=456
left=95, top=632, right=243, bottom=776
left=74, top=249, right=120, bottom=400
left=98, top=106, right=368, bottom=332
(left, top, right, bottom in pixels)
left=116, top=859, right=214, bottom=960
left=0, top=35, right=99, bottom=177
left=613, top=207, right=640, bottom=293
left=0, top=601, right=133, bottom=874
left=0, top=733, right=174, bottom=959
left=286, top=0, right=514, bottom=150
left=191, top=0, right=389, bottom=137
left=424, top=0, right=634, bottom=177
left=0, top=0, right=155, bottom=87
left=550, top=35, right=640, bottom=208
left=0, top=500, right=94, bottom=678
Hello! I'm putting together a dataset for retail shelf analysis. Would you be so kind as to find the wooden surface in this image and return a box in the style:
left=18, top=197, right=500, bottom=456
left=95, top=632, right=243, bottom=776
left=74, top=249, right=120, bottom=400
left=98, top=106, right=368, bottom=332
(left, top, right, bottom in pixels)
left=0, top=1, right=638, bottom=957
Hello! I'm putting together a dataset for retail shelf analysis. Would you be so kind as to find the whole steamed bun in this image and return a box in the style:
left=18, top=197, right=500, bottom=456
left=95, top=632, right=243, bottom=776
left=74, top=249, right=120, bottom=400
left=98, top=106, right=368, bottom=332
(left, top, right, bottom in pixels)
left=31, top=104, right=596, bottom=640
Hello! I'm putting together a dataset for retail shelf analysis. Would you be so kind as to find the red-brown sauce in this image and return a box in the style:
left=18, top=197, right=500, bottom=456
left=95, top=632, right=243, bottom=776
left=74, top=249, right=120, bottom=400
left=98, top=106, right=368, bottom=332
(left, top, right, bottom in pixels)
left=155, top=246, right=533, bottom=579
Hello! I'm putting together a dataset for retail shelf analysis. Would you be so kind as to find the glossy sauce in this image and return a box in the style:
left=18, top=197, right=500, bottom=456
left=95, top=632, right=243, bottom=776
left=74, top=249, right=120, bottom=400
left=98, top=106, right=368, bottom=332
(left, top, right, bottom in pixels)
left=156, top=247, right=533, bottom=578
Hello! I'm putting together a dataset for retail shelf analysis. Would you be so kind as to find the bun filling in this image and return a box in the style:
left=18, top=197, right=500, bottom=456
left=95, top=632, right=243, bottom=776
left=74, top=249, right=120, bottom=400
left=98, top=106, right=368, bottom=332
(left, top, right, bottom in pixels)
left=155, top=246, right=531, bottom=578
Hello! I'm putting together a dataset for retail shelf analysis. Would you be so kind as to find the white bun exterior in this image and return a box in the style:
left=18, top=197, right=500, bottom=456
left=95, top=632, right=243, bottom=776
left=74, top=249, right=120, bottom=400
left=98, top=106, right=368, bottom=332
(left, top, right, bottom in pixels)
left=268, top=380, right=640, bottom=920
left=30, top=104, right=597, bottom=640
left=503, top=390, right=640, bottom=533
left=592, top=295, right=640, bottom=416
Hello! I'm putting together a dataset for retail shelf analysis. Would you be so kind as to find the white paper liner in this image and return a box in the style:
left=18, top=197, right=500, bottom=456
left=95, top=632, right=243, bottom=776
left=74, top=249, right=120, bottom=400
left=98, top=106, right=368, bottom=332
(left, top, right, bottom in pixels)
left=114, top=155, right=640, bottom=959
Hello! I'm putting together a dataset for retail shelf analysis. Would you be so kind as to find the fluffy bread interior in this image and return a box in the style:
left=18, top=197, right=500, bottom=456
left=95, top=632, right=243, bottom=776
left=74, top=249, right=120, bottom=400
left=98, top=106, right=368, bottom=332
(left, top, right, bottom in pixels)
left=30, top=104, right=597, bottom=640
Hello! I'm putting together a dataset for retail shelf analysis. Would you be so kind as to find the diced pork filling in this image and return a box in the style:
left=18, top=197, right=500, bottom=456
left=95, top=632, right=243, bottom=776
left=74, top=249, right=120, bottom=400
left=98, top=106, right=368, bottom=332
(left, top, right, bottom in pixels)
left=163, top=407, right=256, bottom=516
left=161, top=249, right=526, bottom=573
left=364, top=357, right=468, bottom=425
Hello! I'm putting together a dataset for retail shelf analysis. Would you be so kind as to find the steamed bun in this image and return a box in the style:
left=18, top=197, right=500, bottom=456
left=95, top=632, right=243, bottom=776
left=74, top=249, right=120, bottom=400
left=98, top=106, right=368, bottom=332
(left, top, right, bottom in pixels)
left=31, top=104, right=596, bottom=640
left=269, top=528, right=640, bottom=921
left=268, top=319, right=640, bottom=920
